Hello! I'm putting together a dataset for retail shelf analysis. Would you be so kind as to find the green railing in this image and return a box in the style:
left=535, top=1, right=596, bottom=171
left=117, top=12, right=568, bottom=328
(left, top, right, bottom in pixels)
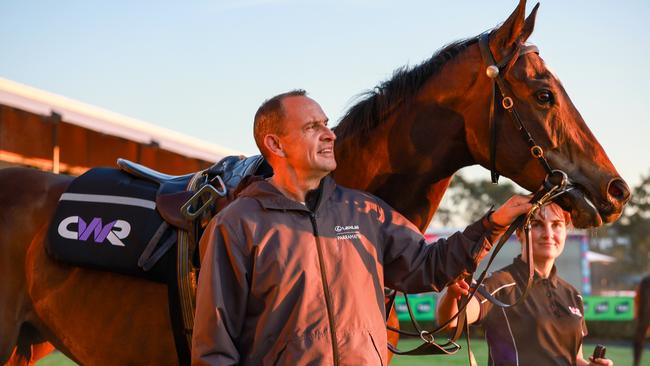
left=394, top=294, right=436, bottom=321
left=583, top=295, right=634, bottom=321
left=394, top=294, right=635, bottom=321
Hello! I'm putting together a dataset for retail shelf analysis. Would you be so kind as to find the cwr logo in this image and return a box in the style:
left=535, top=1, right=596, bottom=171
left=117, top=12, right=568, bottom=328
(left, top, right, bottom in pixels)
left=58, top=216, right=131, bottom=247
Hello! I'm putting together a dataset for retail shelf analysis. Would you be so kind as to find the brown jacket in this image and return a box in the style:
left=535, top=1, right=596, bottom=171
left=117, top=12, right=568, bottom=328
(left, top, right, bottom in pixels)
left=192, top=176, right=502, bottom=366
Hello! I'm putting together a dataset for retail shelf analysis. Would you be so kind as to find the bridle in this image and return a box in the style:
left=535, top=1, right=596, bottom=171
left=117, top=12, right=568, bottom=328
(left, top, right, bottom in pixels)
left=479, top=33, right=552, bottom=185
left=386, top=32, right=577, bottom=358
left=473, top=31, right=577, bottom=306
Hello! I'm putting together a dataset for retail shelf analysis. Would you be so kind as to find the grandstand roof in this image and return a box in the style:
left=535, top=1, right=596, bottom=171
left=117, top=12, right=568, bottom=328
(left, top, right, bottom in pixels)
left=0, top=77, right=241, bottom=162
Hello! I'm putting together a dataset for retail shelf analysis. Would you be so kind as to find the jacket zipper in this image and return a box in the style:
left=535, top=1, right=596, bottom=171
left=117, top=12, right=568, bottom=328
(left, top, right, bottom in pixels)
left=309, top=213, right=340, bottom=366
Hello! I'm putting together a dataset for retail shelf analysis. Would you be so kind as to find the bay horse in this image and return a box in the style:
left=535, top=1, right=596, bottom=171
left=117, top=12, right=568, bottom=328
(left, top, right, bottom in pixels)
left=1, top=0, right=630, bottom=364
left=634, top=274, right=650, bottom=366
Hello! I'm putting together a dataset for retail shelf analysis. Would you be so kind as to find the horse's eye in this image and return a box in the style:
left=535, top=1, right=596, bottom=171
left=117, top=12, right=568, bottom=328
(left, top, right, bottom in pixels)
left=536, top=89, right=553, bottom=105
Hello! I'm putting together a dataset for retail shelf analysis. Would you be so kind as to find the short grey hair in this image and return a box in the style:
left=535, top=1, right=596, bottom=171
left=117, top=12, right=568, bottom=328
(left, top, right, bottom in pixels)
left=253, top=89, right=307, bottom=157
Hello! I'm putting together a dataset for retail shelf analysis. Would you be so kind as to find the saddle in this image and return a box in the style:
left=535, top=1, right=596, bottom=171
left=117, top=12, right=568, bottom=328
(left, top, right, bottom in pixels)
left=46, top=154, right=273, bottom=365
left=119, top=155, right=272, bottom=230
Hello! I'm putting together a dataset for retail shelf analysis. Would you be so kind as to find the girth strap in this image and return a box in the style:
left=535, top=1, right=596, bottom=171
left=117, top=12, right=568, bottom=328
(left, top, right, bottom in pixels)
left=138, top=221, right=177, bottom=271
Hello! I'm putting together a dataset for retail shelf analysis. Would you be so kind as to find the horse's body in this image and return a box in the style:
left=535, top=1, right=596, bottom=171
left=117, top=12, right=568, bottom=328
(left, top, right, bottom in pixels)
left=634, top=274, right=650, bottom=366
left=1, top=1, right=630, bottom=365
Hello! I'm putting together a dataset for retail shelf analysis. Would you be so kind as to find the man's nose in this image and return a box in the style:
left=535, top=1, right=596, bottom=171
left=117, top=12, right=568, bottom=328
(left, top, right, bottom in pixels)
left=322, top=128, right=336, bottom=141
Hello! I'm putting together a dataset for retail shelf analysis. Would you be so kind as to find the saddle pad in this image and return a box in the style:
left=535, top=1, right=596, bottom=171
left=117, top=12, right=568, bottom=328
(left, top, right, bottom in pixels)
left=47, top=167, right=175, bottom=282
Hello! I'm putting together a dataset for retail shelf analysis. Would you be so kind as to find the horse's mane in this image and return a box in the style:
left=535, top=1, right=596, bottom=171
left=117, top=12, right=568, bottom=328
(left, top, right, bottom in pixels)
left=334, top=36, right=478, bottom=139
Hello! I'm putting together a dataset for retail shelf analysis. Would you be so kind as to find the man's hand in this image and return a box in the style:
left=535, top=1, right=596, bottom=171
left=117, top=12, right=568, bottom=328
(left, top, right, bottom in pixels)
left=490, top=194, right=533, bottom=227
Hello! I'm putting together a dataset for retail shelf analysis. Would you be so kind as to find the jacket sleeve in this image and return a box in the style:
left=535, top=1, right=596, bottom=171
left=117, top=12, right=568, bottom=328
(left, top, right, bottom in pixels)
left=378, top=199, right=505, bottom=293
left=192, top=217, right=250, bottom=366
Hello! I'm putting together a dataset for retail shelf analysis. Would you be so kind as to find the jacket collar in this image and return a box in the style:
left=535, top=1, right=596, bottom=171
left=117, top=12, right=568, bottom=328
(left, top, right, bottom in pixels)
left=512, top=255, right=558, bottom=288
left=237, top=175, right=337, bottom=213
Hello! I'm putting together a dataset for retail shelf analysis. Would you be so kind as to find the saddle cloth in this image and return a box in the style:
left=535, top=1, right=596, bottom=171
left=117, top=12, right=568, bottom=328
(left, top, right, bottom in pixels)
left=46, top=167, right=176, bottom=282
left=45, top=155, right=273, bottom=282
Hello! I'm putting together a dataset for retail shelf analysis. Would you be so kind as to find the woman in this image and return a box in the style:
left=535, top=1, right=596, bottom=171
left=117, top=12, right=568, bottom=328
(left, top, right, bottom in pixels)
left=436, top=203, right=614, bottom=366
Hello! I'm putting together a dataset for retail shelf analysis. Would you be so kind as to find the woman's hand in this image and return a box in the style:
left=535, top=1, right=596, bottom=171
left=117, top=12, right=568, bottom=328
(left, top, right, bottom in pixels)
left=446, top=279, right=470, bottom=300
left=588, top=356, right=613, bottom=366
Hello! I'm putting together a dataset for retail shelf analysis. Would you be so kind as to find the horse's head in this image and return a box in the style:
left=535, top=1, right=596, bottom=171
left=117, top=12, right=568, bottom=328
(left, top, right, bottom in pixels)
left=463, top=0, right=630, bottom=228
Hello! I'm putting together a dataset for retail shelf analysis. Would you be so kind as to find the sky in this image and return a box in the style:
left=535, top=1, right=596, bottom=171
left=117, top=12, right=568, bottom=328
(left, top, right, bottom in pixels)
left=1, top=0, right=649, bottom=187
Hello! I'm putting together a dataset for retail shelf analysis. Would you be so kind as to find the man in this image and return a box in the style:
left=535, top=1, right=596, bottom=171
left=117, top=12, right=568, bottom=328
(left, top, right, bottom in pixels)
left=192, top=90, right=532, bottom=365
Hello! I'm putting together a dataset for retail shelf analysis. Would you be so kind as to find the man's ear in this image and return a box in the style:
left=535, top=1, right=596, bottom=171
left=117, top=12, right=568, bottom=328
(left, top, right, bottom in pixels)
left=264, top=134, right=285, bottom=158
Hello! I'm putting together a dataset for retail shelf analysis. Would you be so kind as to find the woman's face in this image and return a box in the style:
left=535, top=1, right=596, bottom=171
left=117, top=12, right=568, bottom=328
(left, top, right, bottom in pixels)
left=520, top=204, right=568, bottom=263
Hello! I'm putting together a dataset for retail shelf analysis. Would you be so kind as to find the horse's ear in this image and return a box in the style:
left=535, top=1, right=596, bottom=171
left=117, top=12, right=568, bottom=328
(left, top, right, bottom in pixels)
left=521, top=3, right=540, bottom=43
left=490, top=0, right=538, bottom=62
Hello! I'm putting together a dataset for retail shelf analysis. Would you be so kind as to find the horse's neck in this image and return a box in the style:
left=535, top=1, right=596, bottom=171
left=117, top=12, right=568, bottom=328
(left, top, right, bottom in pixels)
left=333, top=100, right=475, bottom=231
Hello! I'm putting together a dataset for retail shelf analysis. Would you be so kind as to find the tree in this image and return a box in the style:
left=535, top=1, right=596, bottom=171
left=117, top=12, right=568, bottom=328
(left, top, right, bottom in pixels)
left=607, top=171, right=650, bottom=274
left=431, top=174, right=521, bottom=227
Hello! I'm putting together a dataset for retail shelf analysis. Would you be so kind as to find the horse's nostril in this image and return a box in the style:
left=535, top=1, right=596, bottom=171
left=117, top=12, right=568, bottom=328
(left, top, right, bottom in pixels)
left=607, top=178, right=631, bottom=202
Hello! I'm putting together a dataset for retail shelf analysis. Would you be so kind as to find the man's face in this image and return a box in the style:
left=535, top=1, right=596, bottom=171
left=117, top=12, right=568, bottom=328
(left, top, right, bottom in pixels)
left=278, top=96, right=337, bottom=175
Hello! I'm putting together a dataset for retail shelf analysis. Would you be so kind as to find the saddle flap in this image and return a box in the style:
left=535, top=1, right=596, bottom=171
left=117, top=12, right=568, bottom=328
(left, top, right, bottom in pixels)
left=157, top=191, right=195, bottom=231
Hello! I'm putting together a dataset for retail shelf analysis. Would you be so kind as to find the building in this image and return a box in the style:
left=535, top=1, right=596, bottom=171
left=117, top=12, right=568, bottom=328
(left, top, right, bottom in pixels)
left=0, top=77, right=240, bottom=175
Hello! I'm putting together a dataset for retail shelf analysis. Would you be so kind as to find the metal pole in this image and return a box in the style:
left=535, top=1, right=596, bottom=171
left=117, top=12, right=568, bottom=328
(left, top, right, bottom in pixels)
left=51, top=112, right=61, bottom=173
left=581, top=233, right=592, bottom=296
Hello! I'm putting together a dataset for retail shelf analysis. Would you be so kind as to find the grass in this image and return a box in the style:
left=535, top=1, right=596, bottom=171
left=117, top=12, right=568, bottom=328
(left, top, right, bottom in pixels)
left=36, top=338, right=641, bottom=365
left=392, top=337, right=489, bottom=366
left=35, top=351, right=76, bottom=366
left=391, top=337, right=638, bottom=366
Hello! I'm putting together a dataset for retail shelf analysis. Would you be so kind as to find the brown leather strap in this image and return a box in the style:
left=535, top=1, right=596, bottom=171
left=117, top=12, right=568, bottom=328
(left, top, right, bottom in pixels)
left=478, top=32, right=551, bottom=183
